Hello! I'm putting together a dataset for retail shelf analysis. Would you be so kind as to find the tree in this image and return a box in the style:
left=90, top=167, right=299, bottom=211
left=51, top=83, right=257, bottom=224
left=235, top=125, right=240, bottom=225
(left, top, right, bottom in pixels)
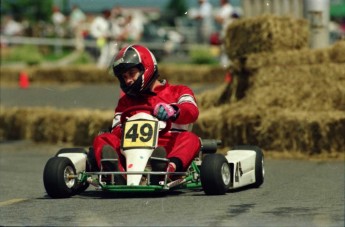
left=2, top=0, right=53, bottom=22
left=166, top=0, right=188, bottom=17
left=163, top=0, right=188, bottom=26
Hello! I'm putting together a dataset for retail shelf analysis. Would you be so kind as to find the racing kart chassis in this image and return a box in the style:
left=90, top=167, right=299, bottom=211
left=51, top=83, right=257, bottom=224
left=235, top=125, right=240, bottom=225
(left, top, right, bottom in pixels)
left=43, top=141, right=264, bottom=198
left=43, top=106, right=264, bottom=198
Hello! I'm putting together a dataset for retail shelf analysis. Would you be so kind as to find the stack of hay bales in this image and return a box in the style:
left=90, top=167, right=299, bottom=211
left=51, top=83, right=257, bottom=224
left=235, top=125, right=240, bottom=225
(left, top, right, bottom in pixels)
left=196, top=15, right=345, bottom=155
left=224, top=15, right=309, bottom=59
left=0, top=107, right=113, bottom=145
left=0, top=64, right=226, bottom=85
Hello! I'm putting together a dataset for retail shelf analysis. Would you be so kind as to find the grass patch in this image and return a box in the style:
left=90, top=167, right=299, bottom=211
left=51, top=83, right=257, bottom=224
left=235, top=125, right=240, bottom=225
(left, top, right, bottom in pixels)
left=1, top=45, right=43, bottom=65
left=189, top=45, right=218, bottom=65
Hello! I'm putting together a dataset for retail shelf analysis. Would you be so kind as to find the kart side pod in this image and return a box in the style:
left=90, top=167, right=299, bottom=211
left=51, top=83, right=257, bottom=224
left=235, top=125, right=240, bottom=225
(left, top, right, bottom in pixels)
left=55, top=148, right=88, bottom=173
left=57, top=153, right=87, bottom=173
left=224, top=146, right=264, bottom=189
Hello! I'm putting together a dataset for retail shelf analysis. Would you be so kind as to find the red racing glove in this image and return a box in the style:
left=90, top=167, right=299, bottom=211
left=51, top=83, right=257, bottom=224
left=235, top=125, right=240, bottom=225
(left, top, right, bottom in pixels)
left=153, top=103, right=179, bottom=121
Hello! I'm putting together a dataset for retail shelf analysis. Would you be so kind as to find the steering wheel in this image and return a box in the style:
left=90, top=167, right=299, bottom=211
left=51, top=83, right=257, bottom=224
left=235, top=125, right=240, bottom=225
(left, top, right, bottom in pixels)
left=120, top=105, right=172, bottom=135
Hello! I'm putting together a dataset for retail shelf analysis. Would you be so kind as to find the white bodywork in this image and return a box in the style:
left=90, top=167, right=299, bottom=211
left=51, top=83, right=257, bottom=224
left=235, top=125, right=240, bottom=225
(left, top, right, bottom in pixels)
left=224, top=149, right=257, bottom=189
left=122, top=148, right=153, bottom=185
left=121, top=112, right=159, bottom=186
left=58, top=153, right=87, bottom=173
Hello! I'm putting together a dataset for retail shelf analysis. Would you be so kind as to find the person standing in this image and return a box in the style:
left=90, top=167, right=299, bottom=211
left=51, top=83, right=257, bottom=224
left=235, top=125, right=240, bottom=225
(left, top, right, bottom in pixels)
left=69, top=5, right=86, bottom=50
left=192, top=0, right=215, bottom=44
left=214, top=0, right=236, bottom=66
left=89, top=10, right=117, bottom=68
left=51, top=6, right=66, bottom=54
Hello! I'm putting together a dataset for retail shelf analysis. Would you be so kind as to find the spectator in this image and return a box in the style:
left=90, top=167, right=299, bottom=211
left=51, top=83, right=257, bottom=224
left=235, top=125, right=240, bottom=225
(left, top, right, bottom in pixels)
left=51, top=6, right=66, bottom=54
left=51, top=6, right=66, bottom=38
left=89, top=9, right=117, bottom=68
left=117, top=13, right=144, bottom=42
left=214, top=0, right=234, bottom=37
left=69, top=5, right=86, bottom=32
left=2, top=15, right=23, bottom=36
left=109, top=6, right=125, bottom=40
left=214, top=0, right=237, bottom=66
left=191, top=0, right=215, bottom=44
left=69, top=5, right=86, bottom=50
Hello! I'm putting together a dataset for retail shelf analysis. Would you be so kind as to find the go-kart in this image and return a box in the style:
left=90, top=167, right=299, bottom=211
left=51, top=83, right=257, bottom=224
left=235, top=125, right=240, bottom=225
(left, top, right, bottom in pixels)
left=43, top=106, right=264, bottom=198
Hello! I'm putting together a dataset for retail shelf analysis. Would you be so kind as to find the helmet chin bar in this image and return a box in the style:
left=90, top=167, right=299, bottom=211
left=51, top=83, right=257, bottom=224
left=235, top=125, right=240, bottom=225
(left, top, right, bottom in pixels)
left=121, top=78, right=143, bottom=97
left=120, top=69, right=159, bottom=97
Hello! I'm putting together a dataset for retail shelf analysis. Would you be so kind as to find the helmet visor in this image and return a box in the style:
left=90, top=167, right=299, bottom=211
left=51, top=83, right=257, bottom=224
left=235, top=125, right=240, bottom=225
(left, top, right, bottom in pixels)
left=112, top=48, right=140, bottom=77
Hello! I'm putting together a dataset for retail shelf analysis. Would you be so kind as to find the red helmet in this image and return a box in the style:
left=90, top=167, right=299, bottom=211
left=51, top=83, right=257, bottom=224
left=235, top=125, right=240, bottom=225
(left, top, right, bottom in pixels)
left=111, top=44, right=158, bottom=97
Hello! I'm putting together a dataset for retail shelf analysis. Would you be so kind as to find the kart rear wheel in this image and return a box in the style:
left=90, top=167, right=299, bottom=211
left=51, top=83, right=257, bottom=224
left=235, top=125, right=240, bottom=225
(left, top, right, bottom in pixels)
left=55, top=147, right=91, bottom=192
left=43, top=157, right=78, bottom=198
left=233, top=145, right=264, bottom=188
left=200, top=154, right=231, bottom=195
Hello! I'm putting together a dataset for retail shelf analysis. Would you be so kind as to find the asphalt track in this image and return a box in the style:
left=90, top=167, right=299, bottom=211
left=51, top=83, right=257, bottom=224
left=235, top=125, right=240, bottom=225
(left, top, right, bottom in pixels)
left=0, top=84, right=217, bottom=110
left=0, top=84, right=344, bottom=226
left=0, top=141, right=344, bottom=226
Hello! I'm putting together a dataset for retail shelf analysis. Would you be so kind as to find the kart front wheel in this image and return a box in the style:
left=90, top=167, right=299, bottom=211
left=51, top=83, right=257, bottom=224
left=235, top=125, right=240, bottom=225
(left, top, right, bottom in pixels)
left=200, top=154, right=231, bottom=195
left=43, top=157, right=78, bottom=198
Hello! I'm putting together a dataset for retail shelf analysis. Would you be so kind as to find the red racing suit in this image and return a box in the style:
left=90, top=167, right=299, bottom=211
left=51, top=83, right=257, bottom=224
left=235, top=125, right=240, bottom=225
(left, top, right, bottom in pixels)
left=93, top=80, right=201, bottom=172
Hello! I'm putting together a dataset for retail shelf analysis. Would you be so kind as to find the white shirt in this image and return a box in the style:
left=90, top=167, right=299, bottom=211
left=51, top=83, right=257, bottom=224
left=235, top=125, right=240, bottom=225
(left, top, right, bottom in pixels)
left=198, top=1, right=213, bottom=28
left=52, top=12, right=65, bottom=25
left=69, top=8, right=86, bottom=29
left=90, top=16, right=110, bottom=38
left=217, top=3, right=235, bottom=39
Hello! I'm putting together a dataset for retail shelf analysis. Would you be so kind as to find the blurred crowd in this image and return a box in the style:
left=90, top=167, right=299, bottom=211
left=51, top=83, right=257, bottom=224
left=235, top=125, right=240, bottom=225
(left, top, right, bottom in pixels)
left=1, top=0, right=244, bottom=67
left=1, top=0, right=344, bottom=67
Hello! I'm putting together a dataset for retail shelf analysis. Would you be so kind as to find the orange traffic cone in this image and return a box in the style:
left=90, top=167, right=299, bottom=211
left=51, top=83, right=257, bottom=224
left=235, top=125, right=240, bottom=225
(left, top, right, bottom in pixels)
left=224, top=71, right=232, bottom=84
left=19, top=71, right=30, bottom=89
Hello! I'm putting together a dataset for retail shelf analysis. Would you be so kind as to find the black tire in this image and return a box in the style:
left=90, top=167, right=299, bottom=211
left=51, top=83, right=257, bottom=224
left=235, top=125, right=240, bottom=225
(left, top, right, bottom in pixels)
left=43, top=157, right=78, bottom=198
left=232, top=145, right=264, bottom=188
left=55, top=147, right=91, bottom=193
left=200, top=154, right=231, bottom=195
left=73, top=181, right=89, bottom=195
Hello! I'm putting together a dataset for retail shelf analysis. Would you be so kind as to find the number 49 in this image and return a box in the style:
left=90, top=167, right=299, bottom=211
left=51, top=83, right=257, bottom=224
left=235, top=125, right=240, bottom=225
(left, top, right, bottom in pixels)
left=125, top=123, right=153, bottom=142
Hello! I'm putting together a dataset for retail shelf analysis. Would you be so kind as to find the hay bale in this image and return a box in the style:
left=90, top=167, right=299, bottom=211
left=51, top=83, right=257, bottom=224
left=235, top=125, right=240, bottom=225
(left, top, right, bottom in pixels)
left=0, top=107, right=30, bottom=140
left=196, top=83, right=232, bottom=109
left=239, top=48, right=331, bottom=72
left=230, top=41, right=345, bottom=73
left=215, top=42, right=345, bottom=110
left=194, top=105, right=345, bottom=154
left=195, top=40, right=345, bottom=154
left=0, top=107, right=113, bottom=145
left=329, top=40, right=345, bottom=63
left=243, top=63, right=345, bottom=111
left=224, top=15, right=309, bottom=59
left=29, top=65, right=112, bottom=83
left=0, top=64, right=226, bottom=85
left=256, top=109, right=345, bottom=153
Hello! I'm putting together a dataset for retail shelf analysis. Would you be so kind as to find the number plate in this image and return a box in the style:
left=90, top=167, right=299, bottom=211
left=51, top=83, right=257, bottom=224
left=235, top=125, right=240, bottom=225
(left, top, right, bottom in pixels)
left=121, top=119, right=158, bottom=150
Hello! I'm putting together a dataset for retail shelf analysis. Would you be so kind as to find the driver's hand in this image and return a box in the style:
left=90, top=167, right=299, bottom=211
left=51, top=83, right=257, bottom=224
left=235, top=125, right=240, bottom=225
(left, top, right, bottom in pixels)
left=154, top=103, right=178, bottom=121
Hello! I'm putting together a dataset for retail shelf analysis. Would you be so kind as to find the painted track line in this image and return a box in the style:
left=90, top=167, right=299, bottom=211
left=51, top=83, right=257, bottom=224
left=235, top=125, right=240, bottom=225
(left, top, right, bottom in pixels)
left=0, top=198, right=28, bottom=207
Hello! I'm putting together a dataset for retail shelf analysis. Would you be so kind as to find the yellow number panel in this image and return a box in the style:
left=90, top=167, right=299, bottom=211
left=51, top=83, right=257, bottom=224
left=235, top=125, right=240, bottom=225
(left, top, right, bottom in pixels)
left=121, top=119, right=158, bottom=150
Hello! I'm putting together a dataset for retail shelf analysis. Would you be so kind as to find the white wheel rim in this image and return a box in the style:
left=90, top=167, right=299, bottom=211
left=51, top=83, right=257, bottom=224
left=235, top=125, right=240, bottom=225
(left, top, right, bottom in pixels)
left=221, top=163, right=231, bottom=185
left=64, top=166, right=75, bottom=188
